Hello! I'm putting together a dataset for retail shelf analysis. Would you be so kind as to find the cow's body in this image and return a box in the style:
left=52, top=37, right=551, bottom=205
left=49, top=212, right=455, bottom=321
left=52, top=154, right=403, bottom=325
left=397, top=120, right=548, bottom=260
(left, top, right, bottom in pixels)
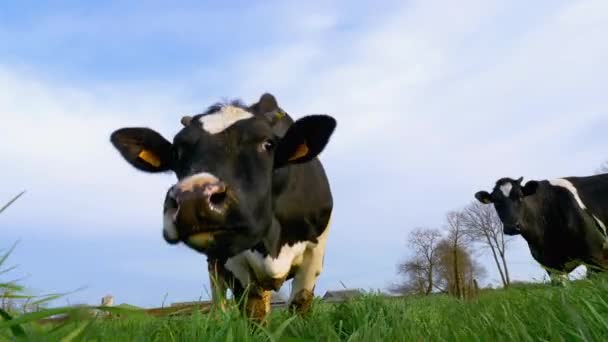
left=476, top=174, right=608, bottom=282
left=110, top=93, right=336, bottom=319
left=207, top=107, right=333, bottom=314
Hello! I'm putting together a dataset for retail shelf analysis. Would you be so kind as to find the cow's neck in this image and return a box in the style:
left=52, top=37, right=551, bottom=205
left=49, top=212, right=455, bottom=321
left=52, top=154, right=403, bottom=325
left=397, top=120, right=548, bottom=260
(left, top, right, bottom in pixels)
left=520, top=182, right=552, bottom=247
left=252, top=217, right=283, bottom=258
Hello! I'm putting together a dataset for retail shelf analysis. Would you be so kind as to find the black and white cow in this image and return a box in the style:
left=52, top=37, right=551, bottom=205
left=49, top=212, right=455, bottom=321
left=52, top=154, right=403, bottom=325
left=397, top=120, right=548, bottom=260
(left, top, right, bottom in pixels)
left=475, top=175, right=608, bottom=283
left=109, top=94, right=336, bottom=319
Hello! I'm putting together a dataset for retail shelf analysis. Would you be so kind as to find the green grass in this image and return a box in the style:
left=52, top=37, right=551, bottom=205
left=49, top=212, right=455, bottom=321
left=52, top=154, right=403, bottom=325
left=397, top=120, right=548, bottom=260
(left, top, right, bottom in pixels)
left=2, top=192, right=607, bottom=340
left=3, top=275, right=608, bottom=341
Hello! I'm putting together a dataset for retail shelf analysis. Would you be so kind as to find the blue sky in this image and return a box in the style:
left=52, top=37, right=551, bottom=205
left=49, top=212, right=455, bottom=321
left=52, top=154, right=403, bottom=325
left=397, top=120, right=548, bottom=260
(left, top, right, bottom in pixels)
left=1, top=0, right=607, bottom=308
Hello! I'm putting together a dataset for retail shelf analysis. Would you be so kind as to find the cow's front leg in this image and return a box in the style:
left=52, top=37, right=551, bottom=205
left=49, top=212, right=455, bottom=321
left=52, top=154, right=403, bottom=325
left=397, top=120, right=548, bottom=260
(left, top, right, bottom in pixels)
left=244, top=288, right=271, bottom=322
left=207, top=259, right=228, bottom=312
left=288, top=225, right=329, bottom=315
left=225, top=256, right=271, bottom=322
left=547, top=270, right=568, bottom=286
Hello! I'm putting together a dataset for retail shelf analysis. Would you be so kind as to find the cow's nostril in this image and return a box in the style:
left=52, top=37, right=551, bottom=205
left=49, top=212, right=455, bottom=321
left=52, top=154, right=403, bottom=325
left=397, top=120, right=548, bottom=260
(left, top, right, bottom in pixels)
left=209, top=191, right=227, bottom=206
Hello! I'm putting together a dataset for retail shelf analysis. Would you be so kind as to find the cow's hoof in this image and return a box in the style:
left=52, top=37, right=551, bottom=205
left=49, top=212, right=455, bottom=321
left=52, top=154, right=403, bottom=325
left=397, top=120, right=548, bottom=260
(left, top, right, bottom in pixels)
left=207, top=302, right=227, bottom=320
left=245, top=291, right=271, bottom=323
left=550, top=279, right=568, bottom=287
left=289, top=289, right=314, bottom=316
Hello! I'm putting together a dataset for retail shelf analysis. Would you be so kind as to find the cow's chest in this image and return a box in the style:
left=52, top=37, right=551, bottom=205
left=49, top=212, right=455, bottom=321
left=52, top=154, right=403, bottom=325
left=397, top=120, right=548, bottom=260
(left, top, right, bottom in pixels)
left=224, top=242, right=310, bottom=288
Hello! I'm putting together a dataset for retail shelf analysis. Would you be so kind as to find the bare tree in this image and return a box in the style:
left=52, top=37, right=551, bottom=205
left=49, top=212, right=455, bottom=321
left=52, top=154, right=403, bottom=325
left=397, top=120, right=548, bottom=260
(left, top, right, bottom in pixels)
left=390, top=256, right=431, bottom=295
left=462, top=201, right=512, bottom=287
left=435, top=239, right=486, bottom=299
left=391, top=228, right=443, bottom=296
left=443, top=211, right=472, bottom=299
left=408, top=228, right=443, bottom=294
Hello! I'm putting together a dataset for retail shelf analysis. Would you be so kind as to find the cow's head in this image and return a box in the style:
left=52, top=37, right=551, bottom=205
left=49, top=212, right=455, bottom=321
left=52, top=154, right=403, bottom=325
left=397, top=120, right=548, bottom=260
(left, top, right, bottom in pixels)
left=474, top=177, right=539, bottom=235
left=109, top=93, right=336, bottom=259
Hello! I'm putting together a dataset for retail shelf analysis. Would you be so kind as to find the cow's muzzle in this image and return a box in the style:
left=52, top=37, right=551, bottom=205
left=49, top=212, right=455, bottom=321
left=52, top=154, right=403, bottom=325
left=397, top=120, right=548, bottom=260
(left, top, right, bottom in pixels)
left=162, top=173, right=231, bottom=246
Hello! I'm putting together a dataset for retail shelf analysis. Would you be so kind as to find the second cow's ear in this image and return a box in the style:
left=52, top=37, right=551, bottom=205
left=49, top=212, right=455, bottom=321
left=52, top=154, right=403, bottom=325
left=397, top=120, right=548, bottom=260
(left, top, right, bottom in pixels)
left=274, top=115, right=337, bottom=169
left=475, top=191, right=493, bottom=204
left=522, top=181, right=539, bottom=197
left=110, top=127, right=173, bottom=172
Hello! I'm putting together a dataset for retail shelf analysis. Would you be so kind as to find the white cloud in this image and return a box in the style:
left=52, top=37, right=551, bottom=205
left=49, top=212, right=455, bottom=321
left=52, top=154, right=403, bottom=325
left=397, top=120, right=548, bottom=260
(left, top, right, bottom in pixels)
left=0, top=66, right=192, bottom=237
left=220, top=0, right=607, bottom=287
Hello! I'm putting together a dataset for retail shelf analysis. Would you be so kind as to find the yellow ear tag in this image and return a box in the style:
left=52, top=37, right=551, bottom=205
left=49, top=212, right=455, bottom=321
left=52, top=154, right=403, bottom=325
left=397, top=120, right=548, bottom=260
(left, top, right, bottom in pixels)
left=275, top=110, right=286, bottom=120
left=138, top=149, right=161, bottom=168
left=289, top=143, right=309, bottom=161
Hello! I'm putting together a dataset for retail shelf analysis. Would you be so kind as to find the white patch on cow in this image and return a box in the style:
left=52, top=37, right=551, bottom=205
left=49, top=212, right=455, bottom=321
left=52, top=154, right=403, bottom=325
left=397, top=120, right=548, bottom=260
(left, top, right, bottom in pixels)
left=224, top=216, right=331, bottom=300
left=250, top=242, right=307, bottom=279
left=592, top=215, right=607, bottom=236
left=549, top=178, right=587, bottom=209
left=289, top=219, right=331, bottom=303
left=225, top=242, right=309, bottom=289
left=199, top=105, right=253, bottom=134
left=225, top=240, right=325, bottom=291
left=224, top=253, right=252, bottom=288
left=499, top=183, right=513, bottom=197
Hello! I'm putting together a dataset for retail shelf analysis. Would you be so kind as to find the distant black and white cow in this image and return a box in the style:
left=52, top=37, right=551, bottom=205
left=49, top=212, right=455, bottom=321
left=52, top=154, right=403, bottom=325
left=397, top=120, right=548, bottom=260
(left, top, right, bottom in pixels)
left=475, top=175, right=608, bottom=283
left=109, top=94, right=336, bottom=320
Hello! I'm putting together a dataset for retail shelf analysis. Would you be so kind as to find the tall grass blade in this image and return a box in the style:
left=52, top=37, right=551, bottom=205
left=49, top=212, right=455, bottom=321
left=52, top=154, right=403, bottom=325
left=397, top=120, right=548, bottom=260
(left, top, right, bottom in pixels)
left=0, top=306, right=81, bottom=329
left=59, top=320, right=95, bottom=342
left=0, top=307, right=27, bottom=338
left=0, top=191, right=26, bottom=215
left=0, top=242, right=19, bottom=269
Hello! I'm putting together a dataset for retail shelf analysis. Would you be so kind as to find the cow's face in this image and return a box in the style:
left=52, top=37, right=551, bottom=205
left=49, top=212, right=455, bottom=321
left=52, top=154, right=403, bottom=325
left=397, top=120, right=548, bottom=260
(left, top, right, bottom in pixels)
left=475, top=177, right=539, bottom=235
left=109, top=94, right=336, bottom=259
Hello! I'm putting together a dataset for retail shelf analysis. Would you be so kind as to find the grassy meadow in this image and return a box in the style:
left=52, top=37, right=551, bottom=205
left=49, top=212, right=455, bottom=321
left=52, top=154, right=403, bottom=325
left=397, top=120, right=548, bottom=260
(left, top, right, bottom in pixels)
left=2, top=196, right=608, bottom=341
left=2, top=274, right=608, bottom=341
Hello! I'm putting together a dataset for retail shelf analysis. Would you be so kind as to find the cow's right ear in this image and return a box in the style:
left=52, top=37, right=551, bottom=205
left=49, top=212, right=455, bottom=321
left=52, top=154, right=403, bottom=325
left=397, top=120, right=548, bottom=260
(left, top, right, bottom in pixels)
left=475, top=191, right=493, bottom=204
left=522, top=181, right=539, bottom=197
left=110, top=128, right=173, bottom=172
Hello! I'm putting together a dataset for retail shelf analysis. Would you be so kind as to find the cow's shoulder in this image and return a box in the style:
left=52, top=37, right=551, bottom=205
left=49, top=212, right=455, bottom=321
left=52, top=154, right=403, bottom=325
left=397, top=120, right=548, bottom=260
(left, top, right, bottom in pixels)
left=273, top=160, right=333, bottom=238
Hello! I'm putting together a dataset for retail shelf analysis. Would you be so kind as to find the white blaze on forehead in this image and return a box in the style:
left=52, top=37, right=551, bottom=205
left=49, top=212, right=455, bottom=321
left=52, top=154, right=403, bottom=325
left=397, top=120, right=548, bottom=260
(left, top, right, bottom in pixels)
left=549, top=178, right=587, bottom=209
left=499, top=183, right=513, bottom=197
left=199, top=105, right=253, bottom=134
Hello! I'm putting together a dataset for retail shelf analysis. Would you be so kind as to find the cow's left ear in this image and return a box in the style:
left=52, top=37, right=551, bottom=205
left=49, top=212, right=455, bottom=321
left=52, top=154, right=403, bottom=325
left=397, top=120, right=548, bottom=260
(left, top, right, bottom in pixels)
left=522, top=181, right=539, bottom=197
left=475, top=191, right=493, bottom=204
left=274, top=115, right=336, bottom=168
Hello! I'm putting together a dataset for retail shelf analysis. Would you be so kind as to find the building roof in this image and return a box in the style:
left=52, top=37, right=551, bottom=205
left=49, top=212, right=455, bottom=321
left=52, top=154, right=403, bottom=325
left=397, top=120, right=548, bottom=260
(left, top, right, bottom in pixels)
left=322, top=289, right=363, bottom=300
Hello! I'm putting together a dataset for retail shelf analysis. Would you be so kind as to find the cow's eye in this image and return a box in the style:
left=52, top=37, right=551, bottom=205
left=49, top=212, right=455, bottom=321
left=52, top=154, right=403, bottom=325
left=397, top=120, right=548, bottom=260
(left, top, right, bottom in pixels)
left=261, top=139, right=275, bottom=152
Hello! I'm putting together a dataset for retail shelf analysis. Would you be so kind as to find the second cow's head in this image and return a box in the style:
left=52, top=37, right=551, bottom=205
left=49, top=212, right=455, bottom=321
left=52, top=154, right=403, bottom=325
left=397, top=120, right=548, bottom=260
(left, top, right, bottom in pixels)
left=110, top=94, right=336, bottom=258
